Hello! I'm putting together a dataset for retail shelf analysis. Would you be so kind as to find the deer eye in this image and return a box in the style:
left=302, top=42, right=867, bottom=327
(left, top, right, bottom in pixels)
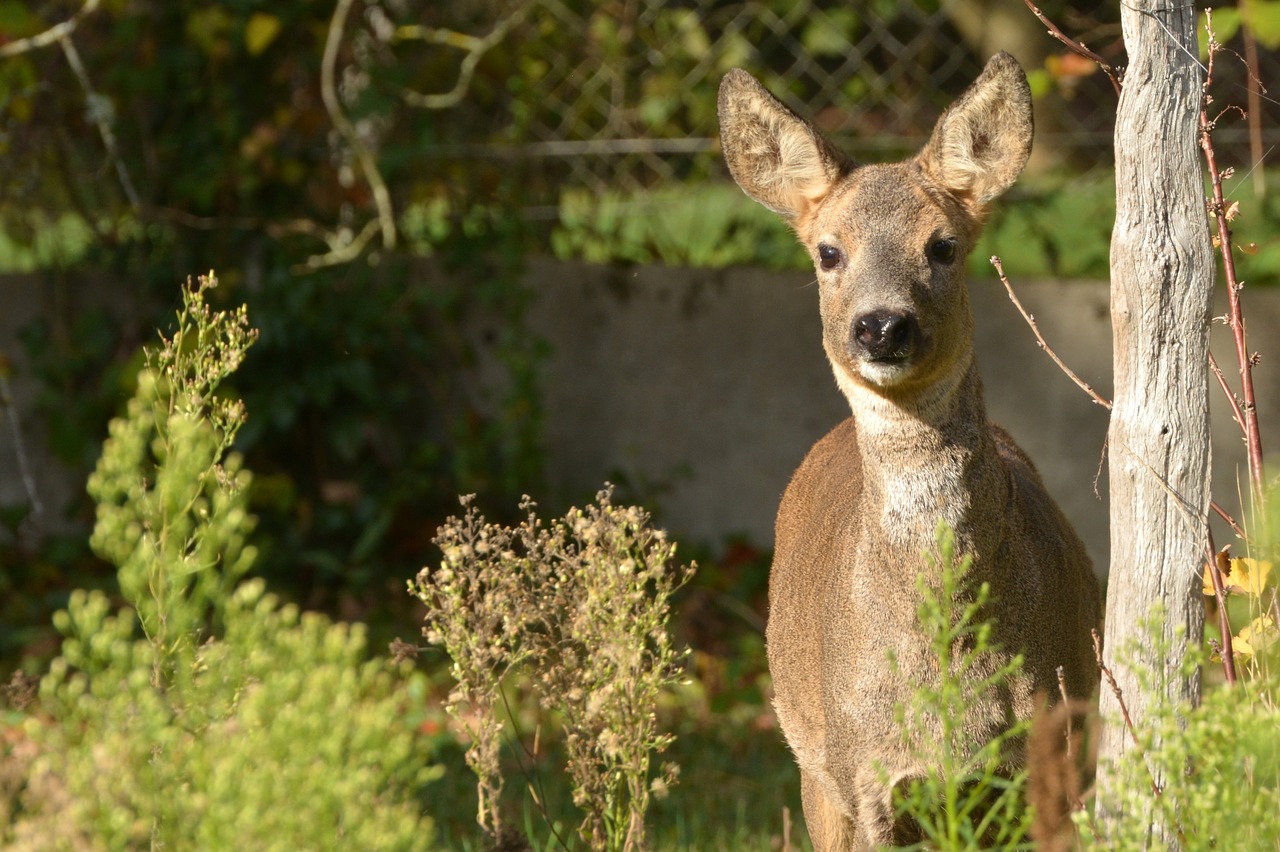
left=928, top=238, right=957, bottom=265
left=817, top=244, right=842, bottom=270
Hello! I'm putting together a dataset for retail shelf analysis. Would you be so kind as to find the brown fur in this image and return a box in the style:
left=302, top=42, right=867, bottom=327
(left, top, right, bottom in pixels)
left=718, top=54, right=1101, bottom=850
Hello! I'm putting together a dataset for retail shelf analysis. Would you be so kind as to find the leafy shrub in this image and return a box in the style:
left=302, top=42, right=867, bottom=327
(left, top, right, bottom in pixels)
left=1088, top=616, right=1280, bottom=851
left=889, top=523, right=1033, bottom=851
left=2, top=274, right=437, bottom=850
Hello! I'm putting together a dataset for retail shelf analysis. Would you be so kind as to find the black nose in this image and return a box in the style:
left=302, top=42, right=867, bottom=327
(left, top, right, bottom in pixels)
left=853, top=310, right=916, bottom=361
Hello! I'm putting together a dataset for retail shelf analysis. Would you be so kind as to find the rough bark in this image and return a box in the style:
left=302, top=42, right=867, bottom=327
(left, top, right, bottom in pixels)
left=1097, top=0, right=1214, bottom=843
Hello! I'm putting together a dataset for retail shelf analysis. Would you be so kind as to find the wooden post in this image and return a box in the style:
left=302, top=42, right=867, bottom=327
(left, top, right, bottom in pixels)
left=1097, top=0, right=1215, bottom=843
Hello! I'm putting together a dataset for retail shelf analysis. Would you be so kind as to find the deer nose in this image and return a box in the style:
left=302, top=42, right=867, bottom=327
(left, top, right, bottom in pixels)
left=853, top=310, right=916, bottom=361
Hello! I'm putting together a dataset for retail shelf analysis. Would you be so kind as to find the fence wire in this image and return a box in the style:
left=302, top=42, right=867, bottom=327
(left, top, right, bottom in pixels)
left=419, top=0, right=1279, bottom=205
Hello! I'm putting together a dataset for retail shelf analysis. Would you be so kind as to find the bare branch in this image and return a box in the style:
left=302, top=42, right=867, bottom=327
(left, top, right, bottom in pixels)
left=292, top=219, right=381, bottom=273
left=59, top=35, right=141, bottom=212
left=1023, top=0, right=1123, bottom=95
left=321, top=0, right=396, bottom=252
left=1205, top=545, right=1238, bottom=685
left=0, top=0, right=100, bottom=58
left=0, top=365, right=44, bottom=527
left=990, top=256, right=1112, bottom=410
left=399, top=5, right=533, bottom=110
left=1201, top=13, right=1264, bottom=498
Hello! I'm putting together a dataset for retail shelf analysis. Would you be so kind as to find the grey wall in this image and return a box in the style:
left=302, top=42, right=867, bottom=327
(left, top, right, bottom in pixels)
left=0, top=272, right=137, bottom=538
left=502, top=259, right=1277, bottom=579
left=5, top=261, right=1277, bottom=581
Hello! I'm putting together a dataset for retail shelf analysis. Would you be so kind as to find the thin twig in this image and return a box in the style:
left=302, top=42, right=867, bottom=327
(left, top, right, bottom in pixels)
left=1055, top=665, right=1073, bottom=759
left=1209, top=349, right=1247, bottom=436
left=0, top=0, right=100, bottom=57
left=398, top=4, right=533, bottom=110
left=1210, top=498, right=1246, bottom=540
left=321, top=0, right=396, bottom=252
left=497, top=682, right=572, bottom=851
left=990, top=255, right=1112, bottom=409
left=1092, top=630, right=1138, bottom=751
left=1206, top=544, right=1238, bottom=685
left=291, top=219, right=381, bottom=273
left=1201, top=11, right=1264, bottom=498
left=58, top=35, right=141, bottom=212
left=1092, top=629, right=1168, bottom=812
left=1, top=0, right=141, bottom=212
left=1023, top=0, right=1123, bottom=95
left=0, top=367, right=44, bottom=525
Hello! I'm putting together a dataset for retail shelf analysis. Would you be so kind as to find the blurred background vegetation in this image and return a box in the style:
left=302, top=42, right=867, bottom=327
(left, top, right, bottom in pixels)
left=1, top=0, right=1279, bottom=846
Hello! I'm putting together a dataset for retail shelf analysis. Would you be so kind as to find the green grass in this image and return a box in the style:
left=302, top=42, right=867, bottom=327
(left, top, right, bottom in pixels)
left=422, top=705, right=810, bottom=851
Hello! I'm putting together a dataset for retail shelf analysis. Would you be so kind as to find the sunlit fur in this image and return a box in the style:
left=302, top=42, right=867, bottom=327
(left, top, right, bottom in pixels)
left=718, top=53, right=1100, bottom=851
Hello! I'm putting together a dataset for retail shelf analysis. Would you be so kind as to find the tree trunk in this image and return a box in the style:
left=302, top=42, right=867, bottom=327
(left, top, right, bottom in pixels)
left=1097, top=0, right=1214, bottom=844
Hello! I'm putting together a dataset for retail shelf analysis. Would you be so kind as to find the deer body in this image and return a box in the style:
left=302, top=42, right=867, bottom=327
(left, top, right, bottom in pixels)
left=718, top=55, right=1101, bottom=849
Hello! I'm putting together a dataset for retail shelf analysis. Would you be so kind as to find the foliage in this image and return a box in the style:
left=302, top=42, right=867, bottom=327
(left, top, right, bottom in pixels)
left=0, top=0, right=548, bottom=647
left=1, top=275, right=437, bottom=849
left=889, top=523, right=1033, bottom=851
left=1199, top=2, right=1280, bottom=53
left=412, top=489, right=695, bottom=851
left=1088, top=615, right=1280, bottom=850
left=1204, top=555, right=1279, bottom=672
left=86, top=273, right=258, bottom=683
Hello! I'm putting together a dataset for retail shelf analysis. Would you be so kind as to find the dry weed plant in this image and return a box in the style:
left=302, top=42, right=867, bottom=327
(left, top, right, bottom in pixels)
left=1027, top=699, right=1097, bottom=851
left=412, top=487, right=694, bottom=851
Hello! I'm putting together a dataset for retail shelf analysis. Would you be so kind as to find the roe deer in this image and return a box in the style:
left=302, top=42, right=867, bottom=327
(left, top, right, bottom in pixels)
left=717, top=53, right=1101, bottom=850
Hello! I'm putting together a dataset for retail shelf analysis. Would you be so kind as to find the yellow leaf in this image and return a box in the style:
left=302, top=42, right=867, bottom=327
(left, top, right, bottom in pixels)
left=1228, top=557, right=1273, bottom=598
left=245, top=12, right=282, bottom=57
left=1234, top=614, right=1277, bottom=658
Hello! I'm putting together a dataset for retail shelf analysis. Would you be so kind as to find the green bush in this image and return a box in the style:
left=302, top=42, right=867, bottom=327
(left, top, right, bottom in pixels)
left=889, top=523, right=1033, bottom=851
left=2, top=275, right=437, bottom=850
left=1089, top=615, right=1280, bottom=850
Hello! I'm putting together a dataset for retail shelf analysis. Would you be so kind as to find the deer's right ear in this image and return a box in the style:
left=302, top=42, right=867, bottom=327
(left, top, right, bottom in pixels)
left=718, top=69, right=850, bottom=223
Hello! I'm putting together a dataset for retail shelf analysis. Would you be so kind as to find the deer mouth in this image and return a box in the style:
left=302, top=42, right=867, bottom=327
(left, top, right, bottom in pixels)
left=851, top=336, right=933, bottom=388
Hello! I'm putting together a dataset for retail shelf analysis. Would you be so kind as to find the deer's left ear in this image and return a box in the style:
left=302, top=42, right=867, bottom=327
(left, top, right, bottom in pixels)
left=917, top=52, right=1034, bottom=205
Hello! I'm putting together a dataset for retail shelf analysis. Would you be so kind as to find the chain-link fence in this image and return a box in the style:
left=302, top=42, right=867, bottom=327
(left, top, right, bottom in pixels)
left=421, top=0, right=1279, bottom=206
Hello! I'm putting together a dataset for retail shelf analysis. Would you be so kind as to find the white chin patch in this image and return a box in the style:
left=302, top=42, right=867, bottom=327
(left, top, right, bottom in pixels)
left=857, top=359, right=913, bottom=387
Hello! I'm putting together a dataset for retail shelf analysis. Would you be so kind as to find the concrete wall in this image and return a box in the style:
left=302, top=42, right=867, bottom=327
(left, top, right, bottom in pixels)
left=0, top=271, right=137, bottom=538
left=500, top=259, right=1278, bottom=578
left=4, top=261, right=1277, bottom=579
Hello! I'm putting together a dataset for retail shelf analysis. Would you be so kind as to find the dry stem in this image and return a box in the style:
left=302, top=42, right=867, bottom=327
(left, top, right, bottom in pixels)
left=321, top=0, right=397, bottom=254
left=990, top=255, right=1111, bottom=410
left=0, top=0, right=100, bottom=57
left=1206, top=545, right=1238, bottom=685
left=1022, top=0, right=1122, bottom=95
left=1201, top=12, right=1264, bottom=497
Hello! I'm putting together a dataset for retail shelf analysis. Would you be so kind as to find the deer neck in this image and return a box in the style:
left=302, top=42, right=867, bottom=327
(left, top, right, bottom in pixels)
left=846, top=357, right=1008, bottom=557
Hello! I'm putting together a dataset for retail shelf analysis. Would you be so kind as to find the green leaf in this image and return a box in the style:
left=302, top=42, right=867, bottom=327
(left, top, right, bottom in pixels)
left=1243, top=0, right=1280, bottom=49
left=1026, top=68, right=1052, bottom=100
left=0, top=0, right=39, bottom=37
left=186, top=6, right=233, bottom=57
left=244, top=12, right=282, bottom=56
